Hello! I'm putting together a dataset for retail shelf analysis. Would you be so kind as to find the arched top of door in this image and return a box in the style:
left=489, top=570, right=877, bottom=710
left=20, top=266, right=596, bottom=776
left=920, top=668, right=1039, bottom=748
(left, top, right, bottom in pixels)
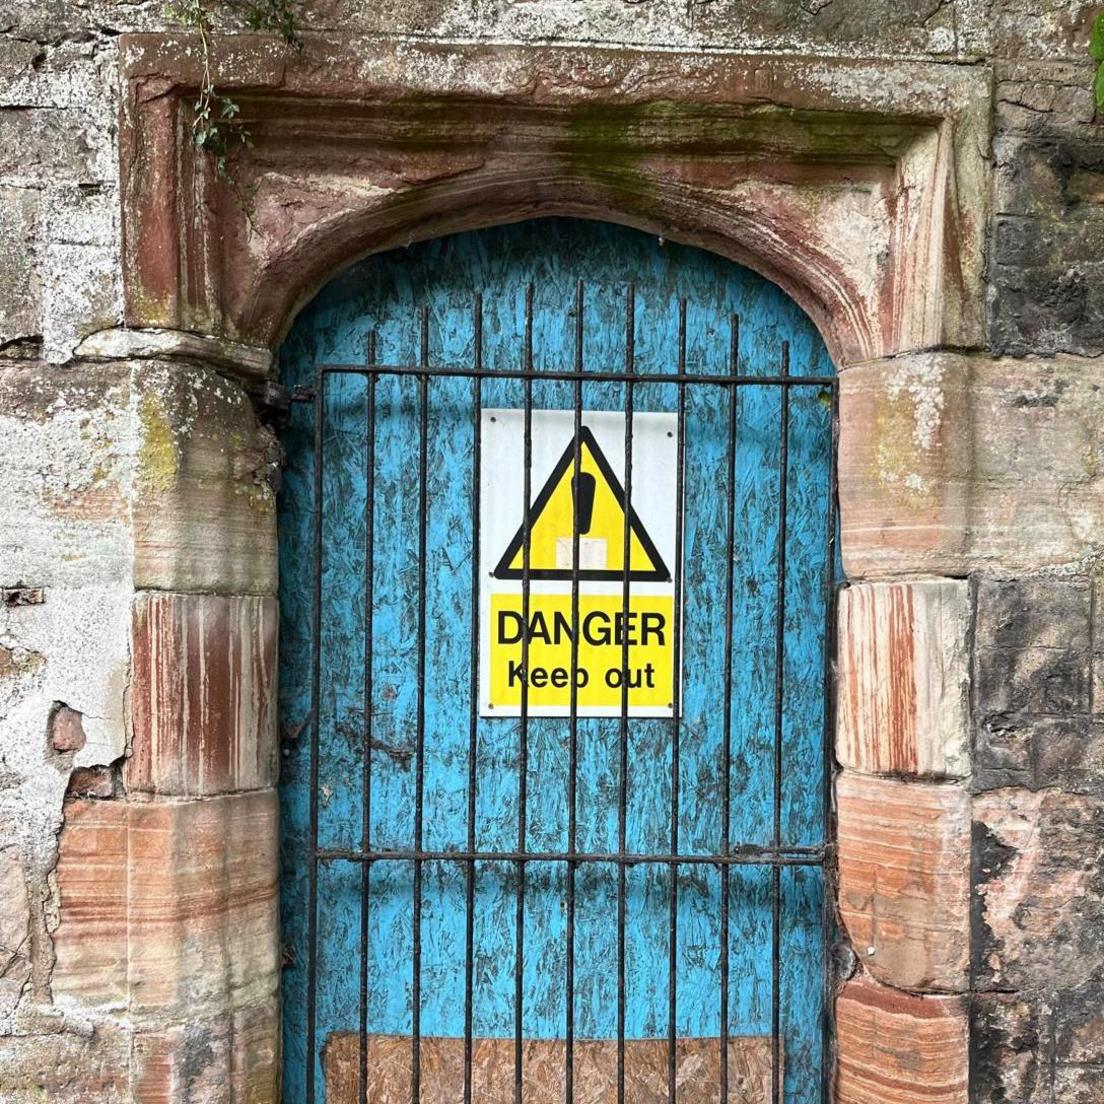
left=116, top=34, right=990, bottom=373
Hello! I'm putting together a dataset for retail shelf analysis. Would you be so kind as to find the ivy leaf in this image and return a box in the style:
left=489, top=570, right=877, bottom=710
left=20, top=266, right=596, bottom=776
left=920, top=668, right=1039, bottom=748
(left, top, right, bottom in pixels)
left=1095, top=60, right=1104, bottom=110
left=1092, top=11, right=1104, bottom=62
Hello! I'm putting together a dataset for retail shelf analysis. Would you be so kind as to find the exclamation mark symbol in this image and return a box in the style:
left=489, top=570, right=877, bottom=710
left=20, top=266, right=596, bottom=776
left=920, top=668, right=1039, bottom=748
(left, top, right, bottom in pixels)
left=572, top=472, right=596, bottom=535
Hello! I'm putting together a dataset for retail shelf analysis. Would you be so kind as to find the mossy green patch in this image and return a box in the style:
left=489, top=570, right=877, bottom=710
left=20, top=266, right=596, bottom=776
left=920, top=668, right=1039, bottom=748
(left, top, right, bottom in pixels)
left=138, top=391, right=179, bottom=492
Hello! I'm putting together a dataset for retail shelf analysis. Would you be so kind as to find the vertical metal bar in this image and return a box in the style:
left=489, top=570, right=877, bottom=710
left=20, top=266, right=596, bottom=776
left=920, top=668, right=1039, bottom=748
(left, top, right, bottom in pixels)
left=464, top=297, right=483, bottom=1104
left=820, top=381, right=839, bottom=1104
left=305, top=367, right=325, bottom=1104
left=412, top=307, right=430, bottom=1104
left=771, top=342, right=792, bottom=1104
left=720, top=315, right=740, bottom=1104
left=359, top=339, right=378, bottom=1104
left=566, top=280, right=584, bottom=1104
left=515, top=284, right=535, bottom=1104
left=667, top=300, right=688, bottom=1104
left=617, top=283, right=635, bottom=1104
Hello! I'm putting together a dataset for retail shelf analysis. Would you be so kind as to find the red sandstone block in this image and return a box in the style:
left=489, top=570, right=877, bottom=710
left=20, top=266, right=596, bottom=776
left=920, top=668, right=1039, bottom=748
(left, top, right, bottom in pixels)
left=53, top=792, right=279, bottom=1020
left=837, top=580, right=970, bottom=779
left=130, top=363, right=278, bottom=594
left=51, top=799, right=129, bottom=1008
left=835, top=975, right=968, bottom=1104
left=132, top=997, right=278, bottom=1104
left=838, top=356, right=971, bottom=579
left=128, top=591, right=277, bottom=796
left=836, top=772, right=971, bottom=992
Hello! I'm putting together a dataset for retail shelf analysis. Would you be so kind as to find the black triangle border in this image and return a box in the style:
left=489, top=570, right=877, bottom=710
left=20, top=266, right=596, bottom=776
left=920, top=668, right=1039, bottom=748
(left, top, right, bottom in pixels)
left=492, top=426, right=671, bottom=582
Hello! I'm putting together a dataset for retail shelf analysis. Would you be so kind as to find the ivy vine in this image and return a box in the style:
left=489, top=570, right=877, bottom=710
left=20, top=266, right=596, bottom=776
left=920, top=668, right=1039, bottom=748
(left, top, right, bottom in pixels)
left=164, top=0, right=301, bottom=178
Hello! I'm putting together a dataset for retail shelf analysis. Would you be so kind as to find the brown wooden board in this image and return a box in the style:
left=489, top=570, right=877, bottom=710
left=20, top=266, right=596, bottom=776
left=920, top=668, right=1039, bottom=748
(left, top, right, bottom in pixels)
left=324, top=1033, right=778, bottom=1104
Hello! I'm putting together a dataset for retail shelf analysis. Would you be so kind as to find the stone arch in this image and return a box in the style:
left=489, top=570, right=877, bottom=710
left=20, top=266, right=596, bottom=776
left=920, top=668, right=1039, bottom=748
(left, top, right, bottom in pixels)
left=117, top=35, right=988, bottom=371
left=240, top=176, right=873, bottom=366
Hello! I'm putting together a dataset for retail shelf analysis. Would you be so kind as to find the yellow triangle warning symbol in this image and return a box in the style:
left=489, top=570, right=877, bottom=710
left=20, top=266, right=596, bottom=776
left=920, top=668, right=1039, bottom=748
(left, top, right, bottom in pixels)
left=493, top=427, right=670, bottom=582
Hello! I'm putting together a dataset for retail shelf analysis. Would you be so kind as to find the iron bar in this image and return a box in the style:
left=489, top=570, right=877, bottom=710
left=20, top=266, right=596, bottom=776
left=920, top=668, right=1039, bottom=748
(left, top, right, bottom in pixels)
left=305, top=366, right=326, bottom=1104
left=565, top=279, right=584, bottom=1104
left=720, top=316, right=741, bottom=1104
left=411, top=307, right=430, bottom=1104
left=358, top=341, right=378, bottom=1104
left=616, top=284, right=636, bottom=1104
left=464, top=297, right=483, bottom=1104
left=315, top=363, right=831, bottom=388
left=515, top=284, right=535, bottom=1104
left=771, top=342, right=792, bottom=1104
left=820, top=383, right=841, bottom=1104
left=667, top=301, right=688, bottom=1104
left=317, top=846, right=829, bottom=866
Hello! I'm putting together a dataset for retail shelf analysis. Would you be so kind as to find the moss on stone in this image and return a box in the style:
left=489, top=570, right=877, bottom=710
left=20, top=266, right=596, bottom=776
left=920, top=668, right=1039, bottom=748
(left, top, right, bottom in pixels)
left=137, top=390, right=178, bottom=492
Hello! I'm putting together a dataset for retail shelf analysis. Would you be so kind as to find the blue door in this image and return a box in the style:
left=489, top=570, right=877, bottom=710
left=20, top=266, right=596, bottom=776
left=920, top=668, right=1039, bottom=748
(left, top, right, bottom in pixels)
left=278, top=219, right=836, bottom=1104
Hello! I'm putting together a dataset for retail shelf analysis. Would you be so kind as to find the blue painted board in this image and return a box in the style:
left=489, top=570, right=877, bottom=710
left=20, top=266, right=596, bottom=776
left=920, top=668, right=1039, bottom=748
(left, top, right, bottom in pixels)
left=278, top=219, right=834, bottom=1102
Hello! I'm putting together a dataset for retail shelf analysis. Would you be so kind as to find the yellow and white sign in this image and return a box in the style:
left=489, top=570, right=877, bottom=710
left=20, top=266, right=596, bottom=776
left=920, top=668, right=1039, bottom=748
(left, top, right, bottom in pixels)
left=480, top=410, right=679, bottom=718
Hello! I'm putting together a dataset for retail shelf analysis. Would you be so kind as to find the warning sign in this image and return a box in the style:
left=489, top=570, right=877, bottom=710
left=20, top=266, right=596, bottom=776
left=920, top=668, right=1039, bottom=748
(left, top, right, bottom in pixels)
left=480, top=410, right=679, bottom=718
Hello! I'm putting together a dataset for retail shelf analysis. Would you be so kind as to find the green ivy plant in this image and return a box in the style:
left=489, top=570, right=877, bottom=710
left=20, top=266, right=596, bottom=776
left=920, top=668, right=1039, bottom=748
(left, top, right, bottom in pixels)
left=1093, top=10, right=1104, bottom=108
left=164, top=0, right=300, bottom=179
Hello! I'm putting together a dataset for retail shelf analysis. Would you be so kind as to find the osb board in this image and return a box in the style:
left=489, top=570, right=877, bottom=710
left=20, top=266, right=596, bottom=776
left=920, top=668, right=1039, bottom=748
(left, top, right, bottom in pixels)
left=325, top=1033, right=778, bottom=1104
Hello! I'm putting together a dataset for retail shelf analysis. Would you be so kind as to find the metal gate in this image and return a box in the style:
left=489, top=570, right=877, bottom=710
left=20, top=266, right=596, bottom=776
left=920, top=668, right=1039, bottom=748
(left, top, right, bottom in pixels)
left=277, top=220, right=837, bottom=1104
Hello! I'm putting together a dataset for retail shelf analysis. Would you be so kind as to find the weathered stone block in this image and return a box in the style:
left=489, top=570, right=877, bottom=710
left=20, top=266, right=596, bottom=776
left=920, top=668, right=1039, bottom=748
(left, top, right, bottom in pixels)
left=969, top=993, right=1044, bottom=1104
left=837, top=581, right=970, bottom=779
left=50, top=799, right=129, bottom=1008
left=995, top=61, right=1096, bottom=135
left=1056, top=983, right=1104, bottom=1064
left=1051, top=1065, right=1104, bottom=1104
left=128, top=592, right=277, bottom=796
left=0, top=186, right=41, bottom=350
left=0, top=108, right=98, bottom=181
left=53, top=791, right=279, bottom=1019
left=972, top=788, right=1104, bottom=993
left=0, top=1017, right=131, bottom=1101
left=976, top=632, right=1088, bottom=717
left=838, top=355, right=971, bottom=578
left=0, top=845, right=31, bottom=1031
left=42, top=241, right=121, bottom=364
left=0, top=361, right=275, bottom=593
left=131, top=363, right=277, bottom=594
left=972, top=576, right=1104, bottom=792
left=835, top=975, right=968, bottom=1104
left=968, top=363, right=1104, bottom=569
left=990, top=1, right=1097, bottom=61
left=691, top=0, right=982, bottom=58
left=1031, top=717, right=1104, bottom=793
left=837, top=772, right=971, bottom=992
left=841, top=355, right=1104, bottom=576
left=131, top=997, right=278, bottom=1104
left=990, top=132, right=1104, bottom=357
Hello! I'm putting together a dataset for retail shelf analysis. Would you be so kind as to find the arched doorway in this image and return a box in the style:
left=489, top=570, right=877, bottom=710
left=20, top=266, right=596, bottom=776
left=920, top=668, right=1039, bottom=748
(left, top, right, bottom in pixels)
left=278, top=218, right=837, bottom=1103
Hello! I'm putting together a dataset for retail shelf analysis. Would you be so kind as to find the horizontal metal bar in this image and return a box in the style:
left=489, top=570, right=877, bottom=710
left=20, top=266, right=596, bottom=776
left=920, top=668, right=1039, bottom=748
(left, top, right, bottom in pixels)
left=310, top=364, right=836, bottom=388
left=316, top=846, right=827, bottom=867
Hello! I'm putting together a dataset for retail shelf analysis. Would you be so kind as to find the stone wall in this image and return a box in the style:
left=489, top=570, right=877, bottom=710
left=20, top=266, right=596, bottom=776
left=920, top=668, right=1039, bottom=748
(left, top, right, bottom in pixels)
left=1, top=2, right=1103, bottom=1102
